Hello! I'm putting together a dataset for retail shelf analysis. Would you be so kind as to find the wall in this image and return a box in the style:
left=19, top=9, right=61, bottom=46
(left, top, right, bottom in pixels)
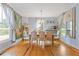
left=22, top=17, right=57, bottom=34
left=22, top=17, right=37, bottom=34
left=43, top=17, right=57, bottom=31
left=58, top=4, right=79, bottom=49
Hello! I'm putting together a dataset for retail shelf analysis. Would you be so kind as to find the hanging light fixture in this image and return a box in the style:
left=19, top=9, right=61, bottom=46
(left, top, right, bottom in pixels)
left=36, top=9, right=44, bottom=32
left=40, top=9, right=43, bottom=31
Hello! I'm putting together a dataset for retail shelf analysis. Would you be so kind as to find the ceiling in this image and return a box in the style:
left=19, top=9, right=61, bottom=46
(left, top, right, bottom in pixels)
left=7, top=3, right=77, bottom=17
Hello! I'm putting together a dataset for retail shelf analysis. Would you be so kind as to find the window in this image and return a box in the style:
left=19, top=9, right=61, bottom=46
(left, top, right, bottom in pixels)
left=0, top=4, right=9, bottom=41
left=36, top=20, right=44, bottom=32
left=60, top=22, right=66, bottom=36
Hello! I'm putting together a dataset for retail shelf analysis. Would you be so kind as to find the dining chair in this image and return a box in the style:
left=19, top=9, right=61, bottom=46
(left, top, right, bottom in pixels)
left=30, top=31, right=38, bottom=45
left=45, top=32, right=53, bottom=46
left=38, top=31, right=45, bottom=48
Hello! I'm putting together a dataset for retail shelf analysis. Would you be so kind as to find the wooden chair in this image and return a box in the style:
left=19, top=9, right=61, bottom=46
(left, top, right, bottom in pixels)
left=45, top=32, right=53, bottom=46
left=38, top=31, right=45, bottom=48
left=30, top=31, right=38, bottom=45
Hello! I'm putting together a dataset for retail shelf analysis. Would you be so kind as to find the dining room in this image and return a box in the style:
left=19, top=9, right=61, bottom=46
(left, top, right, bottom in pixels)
left=0, top=3, right=79, bottom=56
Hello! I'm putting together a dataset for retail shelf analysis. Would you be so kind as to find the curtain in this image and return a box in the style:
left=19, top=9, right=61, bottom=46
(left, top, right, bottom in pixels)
left=2, top=4, right=16, bottom=42
left=14, top=12, right=22, bottom=39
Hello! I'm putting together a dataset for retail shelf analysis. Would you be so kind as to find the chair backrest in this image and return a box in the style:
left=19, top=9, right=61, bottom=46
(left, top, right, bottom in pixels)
left=39, top=31, right=45, bottom=40
left=46, top=32, right=52, bottom=40
left=31, top=31, right=37, bottom=40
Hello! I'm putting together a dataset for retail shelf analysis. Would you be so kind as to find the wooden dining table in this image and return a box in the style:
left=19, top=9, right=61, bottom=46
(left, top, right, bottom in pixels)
left=29, top=32, right=54, bottom=45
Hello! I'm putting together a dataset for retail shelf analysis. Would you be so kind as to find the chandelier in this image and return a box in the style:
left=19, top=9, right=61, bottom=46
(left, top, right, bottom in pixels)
left=40, top=9, right=44, bottom=31
left=36, top=9, right=44, bottom=32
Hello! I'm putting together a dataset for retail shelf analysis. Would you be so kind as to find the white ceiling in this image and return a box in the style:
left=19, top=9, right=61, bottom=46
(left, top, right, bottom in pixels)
left=7, top=3, right=77, bottom=17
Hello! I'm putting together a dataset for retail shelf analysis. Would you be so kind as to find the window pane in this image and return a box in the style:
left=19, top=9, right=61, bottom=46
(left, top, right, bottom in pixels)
left=0, top=4, right=9, bottom=41
left=0, top=5, right=2, bottom=23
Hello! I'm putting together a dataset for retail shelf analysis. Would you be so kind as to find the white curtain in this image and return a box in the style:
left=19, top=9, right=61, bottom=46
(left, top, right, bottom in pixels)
left=2, top=4, right=16, bottom=42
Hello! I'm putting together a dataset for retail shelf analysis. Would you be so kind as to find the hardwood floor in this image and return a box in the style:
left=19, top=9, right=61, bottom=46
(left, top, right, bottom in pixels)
left=1, top=40, right=79, bottom=56
left=2, top=41, right=29, bottom=56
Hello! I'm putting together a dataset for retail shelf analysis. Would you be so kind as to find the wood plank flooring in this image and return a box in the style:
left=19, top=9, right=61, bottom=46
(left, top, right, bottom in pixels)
left=1, top=40, right=79, bottom=56
left=2, top=41, right=29, bottom=56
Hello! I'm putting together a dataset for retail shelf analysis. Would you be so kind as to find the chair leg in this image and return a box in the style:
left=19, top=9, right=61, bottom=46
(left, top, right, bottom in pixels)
left=38, top=39, right=40, bottom=46
left=42, top=40, right=45, bottom=48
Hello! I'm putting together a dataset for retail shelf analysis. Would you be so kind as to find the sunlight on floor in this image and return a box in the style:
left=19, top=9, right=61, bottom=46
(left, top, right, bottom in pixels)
left=59, top=44, right=67, bottom=56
